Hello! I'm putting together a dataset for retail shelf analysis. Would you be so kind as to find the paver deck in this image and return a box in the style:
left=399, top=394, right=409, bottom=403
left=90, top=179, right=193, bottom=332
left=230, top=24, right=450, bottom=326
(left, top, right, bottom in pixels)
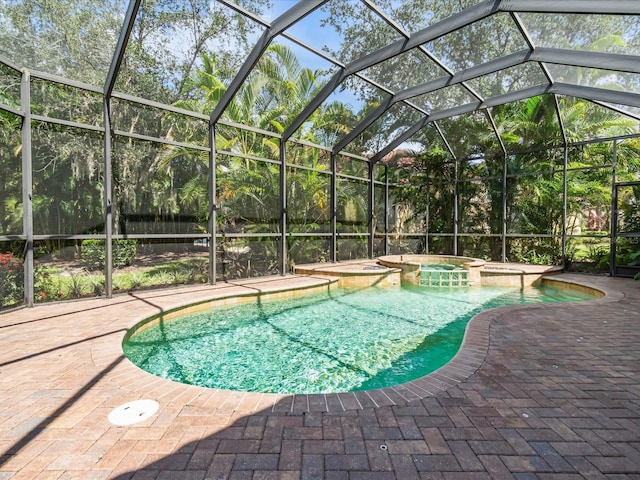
left=0, top=272, right=639, bottom=479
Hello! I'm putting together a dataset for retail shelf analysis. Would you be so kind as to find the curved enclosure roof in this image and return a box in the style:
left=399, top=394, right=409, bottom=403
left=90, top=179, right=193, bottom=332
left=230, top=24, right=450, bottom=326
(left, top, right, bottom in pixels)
left=1, top=0, right=639, bottom=161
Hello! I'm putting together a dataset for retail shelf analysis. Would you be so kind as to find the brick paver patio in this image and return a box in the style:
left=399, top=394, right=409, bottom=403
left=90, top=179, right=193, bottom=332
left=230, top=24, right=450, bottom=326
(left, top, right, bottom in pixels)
left=0, top=273, right=639, bottom=479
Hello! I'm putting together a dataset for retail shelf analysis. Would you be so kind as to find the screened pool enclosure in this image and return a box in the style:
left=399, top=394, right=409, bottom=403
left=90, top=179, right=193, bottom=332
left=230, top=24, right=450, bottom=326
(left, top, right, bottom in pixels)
left=1, top=0, right=639, bottom=309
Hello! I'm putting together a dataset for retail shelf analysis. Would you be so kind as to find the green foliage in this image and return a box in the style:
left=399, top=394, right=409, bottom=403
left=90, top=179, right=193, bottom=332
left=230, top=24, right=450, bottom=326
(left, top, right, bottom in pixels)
left=147, top=258, right=209, bottom=284
left=507, top=239, right=560, bottom=266
left=34, top=267, right=58, bottom=302
left=81, top=240, right=138, bottom=270
left=81, top=240, right=104, bottom=270
left=67, top=273, right=88, bottom=298
left=31, top=122, right=105, bottom=236
left=621, top=237, right=640, bottom=281
left=109, top=258, right=208, bottom=290
left=627, top=250, right=640, bottom=267
left=33, top=267, right=100, bottom=302
left=90, top=277, right=105, bottom=296
left=588, top=244, right=610, bottom=270
left=113, top=272, right=151, bottom=292
left=0, top=109, right=23, bottom=236
left=0, top=252, right=24, bottom=309
left=113, top=240, right=138, bottom=268
left=33, top=256, right=209, bottom=299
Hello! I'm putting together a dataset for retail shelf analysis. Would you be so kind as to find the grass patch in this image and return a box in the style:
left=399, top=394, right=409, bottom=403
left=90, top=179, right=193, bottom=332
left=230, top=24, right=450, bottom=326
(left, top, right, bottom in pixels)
left=35, top=257, right=209, bottom=301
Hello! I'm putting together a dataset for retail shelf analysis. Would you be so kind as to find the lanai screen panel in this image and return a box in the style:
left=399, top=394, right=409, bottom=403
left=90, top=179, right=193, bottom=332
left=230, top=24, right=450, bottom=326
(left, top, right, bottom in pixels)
left=411, top=85, right=478, bottom=114
left=466, top=63, right=549, bottom=99
left=30, top=79, right=103, bottom=127
left=507, top=170, right=564, bottom=244
left=360, top=49, right=444, bottom=93
left=343, top=102, right=422, bottom=156
left=0, top=63, right=21, bottom=109
left=303, top=0, right=406, bottom=63
left=111, top=98, right=208, bottom=147
left=234, top=34, right=339, bottom=134
left=519, top=13, right=640, bottom=54
left=336, top=154, right=369, bottom=237
left=112, top=138, right=206, bottom=235
left=287, top=75, right=391, bottom=146
left=378, top=0, right=484, bottom=34
left=0, top=0, right=124, bottom=85
left=387, top=164, right=425, bottom=235
left=566, top=142, right=614, bottom=231
left=217, top=154, right=280, bottom=234
left=547, top=65, right=640, bottom=94
left=0, top=109, right=22, bottom=236
left=422, top=13, right=529, bottom=72
left=437, top=111, right=500, bottom=160
left=428, top=160, right=455, bottom=234
left=490, top=96, right=563, bottom=152
left=0, top=238, right=24, bottom=309
left=31, top=123, right=104, bottom=235
left=617, top=138, right=640, bottom=178
left=113, top=0, right=267, bottom=104
left=557, top=97, right=640, bottom=143
left=337, top=177, right=369, bottom=234
left=286, top=166, right=332, bottom=234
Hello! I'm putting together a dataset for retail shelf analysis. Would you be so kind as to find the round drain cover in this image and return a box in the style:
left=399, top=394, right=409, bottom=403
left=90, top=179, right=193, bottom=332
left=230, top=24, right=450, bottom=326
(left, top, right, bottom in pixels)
left=108, top=399, right=159, bottom=426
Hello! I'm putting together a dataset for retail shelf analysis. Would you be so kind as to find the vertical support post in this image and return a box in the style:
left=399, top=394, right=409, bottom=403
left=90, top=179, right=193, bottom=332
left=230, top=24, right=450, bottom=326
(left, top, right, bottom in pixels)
left=103, top=0, right=141, bottom=297
left=553, top=95, right=568, bottom=269
left=208, top=123, right=217, bottom=284
left=21, top=70, right=34, bottom=307
left=502, top=152, right=507, bottom=263
left=330, top=153, right=337, bottom=262
left=425, top=168, right=430, bottom=254
left=484, top=109, right=507, bottom=262
left=368, top=162, right=374, bottom=258
left=609, top=139, right=618, bottom=277
left=453, top=159, right=459, bottom=256
left=103, top=98, right=113, bottom=297
left=561, top=144, right=568, bottom=268
left=279, top=141, right=287, bottom=274
left=384, top=165, right=389, bottom=255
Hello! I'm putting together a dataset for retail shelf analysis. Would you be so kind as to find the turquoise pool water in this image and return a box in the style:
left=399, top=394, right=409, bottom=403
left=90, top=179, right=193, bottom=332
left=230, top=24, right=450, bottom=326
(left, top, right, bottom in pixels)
left=123, top=284, right=593, bottom=394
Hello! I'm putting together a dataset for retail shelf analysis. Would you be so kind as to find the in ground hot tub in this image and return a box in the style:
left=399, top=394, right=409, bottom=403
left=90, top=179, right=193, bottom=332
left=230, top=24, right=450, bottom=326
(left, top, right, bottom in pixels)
left=378, top=255, right=485, bottom=286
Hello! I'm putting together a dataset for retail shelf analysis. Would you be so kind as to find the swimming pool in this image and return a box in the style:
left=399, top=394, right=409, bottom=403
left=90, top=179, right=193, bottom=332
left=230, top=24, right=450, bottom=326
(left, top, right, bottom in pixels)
left=123, top=283, right=593, bottom=394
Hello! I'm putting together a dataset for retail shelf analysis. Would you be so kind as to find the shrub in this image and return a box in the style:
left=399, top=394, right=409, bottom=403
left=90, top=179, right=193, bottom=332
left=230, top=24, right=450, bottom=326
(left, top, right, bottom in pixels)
left=81, top=240, right=137, bottom=270
left=626, top=250, right=640, bottom=267
left=67, top=273, right=90, bottom=298
left=113, top=240, right=137, bottom=268
left=90, top=277, right=105, bottom=296
left=508, top=240, right=558, bottom=265
left=81, top=240, right=105, bottom=270
left=0, top=252, right=24, bottom=309
left=34, top=267, right=63, bottom=302
left=587, top=244, right=610, bottom=270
